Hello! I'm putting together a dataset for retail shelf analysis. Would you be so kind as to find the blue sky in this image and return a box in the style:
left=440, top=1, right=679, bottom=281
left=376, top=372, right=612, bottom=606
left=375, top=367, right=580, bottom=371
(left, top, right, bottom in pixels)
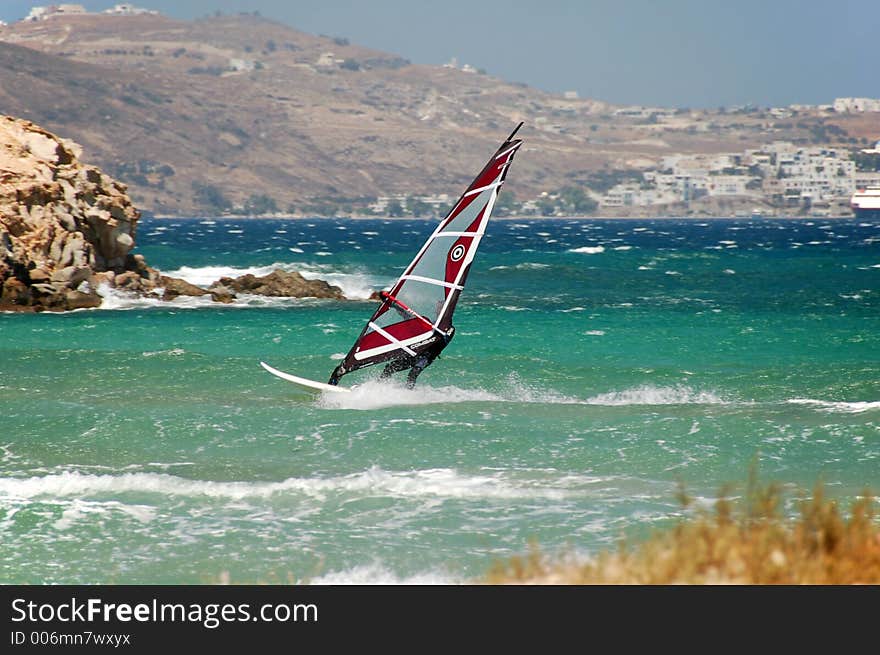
left=2, top=1, right=877, bottom=108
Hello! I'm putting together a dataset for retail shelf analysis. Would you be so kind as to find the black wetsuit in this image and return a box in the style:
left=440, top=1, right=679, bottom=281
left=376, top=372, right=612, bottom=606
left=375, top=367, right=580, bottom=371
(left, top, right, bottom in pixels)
left=380, top=326, right=455, bottom=389
left=327, top=328, right=454, bottom=388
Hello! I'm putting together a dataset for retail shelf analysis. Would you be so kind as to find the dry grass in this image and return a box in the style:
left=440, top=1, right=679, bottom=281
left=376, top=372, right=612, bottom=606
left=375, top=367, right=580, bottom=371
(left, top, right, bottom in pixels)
left=484, top=468, right=880, bottom=584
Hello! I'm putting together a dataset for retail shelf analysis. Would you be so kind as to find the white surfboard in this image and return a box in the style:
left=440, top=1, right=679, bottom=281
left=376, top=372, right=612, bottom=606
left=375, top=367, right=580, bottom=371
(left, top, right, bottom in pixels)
left=260, top=361, right=351, bottom=393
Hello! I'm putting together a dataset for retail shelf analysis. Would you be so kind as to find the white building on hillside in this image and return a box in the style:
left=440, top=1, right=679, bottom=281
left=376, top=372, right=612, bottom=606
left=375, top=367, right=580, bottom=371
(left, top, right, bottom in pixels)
left=24, top=4, right=86, bottom=21
left=104, top=4, right=159, bottom=15
left=706, top=175, right=753, bottom=197
left=833, top=97, right=880, bottom=113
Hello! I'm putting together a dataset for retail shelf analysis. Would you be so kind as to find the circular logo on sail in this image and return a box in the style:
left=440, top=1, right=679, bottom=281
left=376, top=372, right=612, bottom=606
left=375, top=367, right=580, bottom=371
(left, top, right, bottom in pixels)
left=450, top=244, right=466, bottom=262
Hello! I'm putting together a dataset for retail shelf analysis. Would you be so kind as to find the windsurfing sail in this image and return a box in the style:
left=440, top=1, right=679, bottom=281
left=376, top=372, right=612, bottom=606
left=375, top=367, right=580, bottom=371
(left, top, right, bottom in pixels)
left=331, top=123, right=524, bottom=382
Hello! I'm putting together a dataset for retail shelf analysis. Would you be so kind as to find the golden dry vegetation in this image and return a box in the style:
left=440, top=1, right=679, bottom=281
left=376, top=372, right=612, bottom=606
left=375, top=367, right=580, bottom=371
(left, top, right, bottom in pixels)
left=485, top=469, right=880, bottom=585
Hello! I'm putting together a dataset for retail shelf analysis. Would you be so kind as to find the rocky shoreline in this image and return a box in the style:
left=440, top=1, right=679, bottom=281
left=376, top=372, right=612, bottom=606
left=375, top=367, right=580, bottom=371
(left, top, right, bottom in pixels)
left=0, top=116, right=345, bottom=312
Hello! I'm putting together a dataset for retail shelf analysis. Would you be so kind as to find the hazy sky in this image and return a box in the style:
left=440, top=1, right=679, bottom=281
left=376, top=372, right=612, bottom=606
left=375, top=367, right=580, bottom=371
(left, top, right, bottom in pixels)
left=2, top=1, right=877, bottom=108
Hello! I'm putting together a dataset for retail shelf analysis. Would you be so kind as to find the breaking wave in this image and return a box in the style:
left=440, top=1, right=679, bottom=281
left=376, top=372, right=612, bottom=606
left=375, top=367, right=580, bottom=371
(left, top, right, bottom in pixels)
left=585, top=385, right=727, bottom=406
left=161, top=262, right=385, bottom=300
left=92, top=257, right=386, bottom=309
left=95, top=283, right=316, bottom=311
left=0, top=467, right=606, bottom=503
left=96, top=284, right=215, bottom=310
left=568, top=245, right=605, bottom=254
left=317, top=376, right=581, bottom=410
left=788, top=398, right=880, bottom=413
left=317, top=378, right=727, bottom=410
left=489, top=262, right=551, bottom=271
left=309, top=562, right=459, bottom=585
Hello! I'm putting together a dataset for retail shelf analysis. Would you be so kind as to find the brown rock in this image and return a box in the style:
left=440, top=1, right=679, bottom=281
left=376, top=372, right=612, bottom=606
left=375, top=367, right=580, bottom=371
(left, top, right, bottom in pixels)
left=159, top=275, right=209, bottom=300
left=1, top=277, right=31, bottom=306
left=114, top=271, right=144, bottom=291
left=50, top=265, right=91, bottom=288
left=216, top=269, right=345, bottom=299
left=29, top=267, right=51, bottom=283
left=64, top=290, right=102, bottom=310
left=90, top=270, right=115, bottom=288
left=208, top=285, right=236, bottom=303
left=0, top=115, right=145, bottom=311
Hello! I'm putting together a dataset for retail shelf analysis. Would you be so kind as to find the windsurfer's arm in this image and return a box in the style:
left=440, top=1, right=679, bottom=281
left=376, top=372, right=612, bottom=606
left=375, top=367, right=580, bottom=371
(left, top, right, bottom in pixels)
left=328, top=364, right=345, bottom=385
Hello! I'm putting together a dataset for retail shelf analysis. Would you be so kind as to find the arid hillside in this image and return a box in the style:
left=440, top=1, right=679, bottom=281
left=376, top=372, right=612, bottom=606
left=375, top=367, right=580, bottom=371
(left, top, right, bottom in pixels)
left=0, top=12, right=873, bottom=215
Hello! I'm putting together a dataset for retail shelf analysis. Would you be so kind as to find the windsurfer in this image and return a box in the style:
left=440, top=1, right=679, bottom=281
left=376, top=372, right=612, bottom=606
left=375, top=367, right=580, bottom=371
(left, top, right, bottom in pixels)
left=320, top=123, right=522, bottom=392
left=380, top=326, right=455, bottom=388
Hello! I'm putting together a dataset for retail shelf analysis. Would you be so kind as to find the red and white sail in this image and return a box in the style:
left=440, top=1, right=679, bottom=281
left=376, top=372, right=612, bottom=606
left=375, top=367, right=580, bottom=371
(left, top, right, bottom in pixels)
left=335, top=124, right=524, bottom=378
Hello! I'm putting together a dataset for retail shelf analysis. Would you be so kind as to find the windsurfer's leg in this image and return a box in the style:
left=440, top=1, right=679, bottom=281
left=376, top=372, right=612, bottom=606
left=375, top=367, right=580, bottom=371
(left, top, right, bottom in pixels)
left=405, top=366, right=422, bottom=389
left=405, top=355, right=431, bottom=389
left=381, top=358, right=410, bottom=379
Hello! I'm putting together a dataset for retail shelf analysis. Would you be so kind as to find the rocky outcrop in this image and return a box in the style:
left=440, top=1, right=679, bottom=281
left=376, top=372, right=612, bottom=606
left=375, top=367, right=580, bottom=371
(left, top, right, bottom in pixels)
left=0, top=116, right=350, bottom=311
left=0, top=115, right=151, bottom=311
left=214, top=270, right=345, bottom=300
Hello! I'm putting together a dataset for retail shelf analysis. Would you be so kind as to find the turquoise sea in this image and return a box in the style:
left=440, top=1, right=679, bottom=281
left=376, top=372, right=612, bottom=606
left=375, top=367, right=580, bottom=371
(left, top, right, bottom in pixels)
left=1, top=216, right=878, bottom=584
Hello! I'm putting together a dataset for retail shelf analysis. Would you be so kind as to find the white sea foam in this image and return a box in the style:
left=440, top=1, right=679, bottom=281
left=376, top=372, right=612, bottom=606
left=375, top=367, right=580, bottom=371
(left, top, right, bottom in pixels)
left=585, top=385, right=727, bottom=406
left=317, top=376, right=580, bottom=410
left=161, top=264, right=278, bottom=286
left=157, top=262, right=383, bottom=300
left=317, top=377, right=726, bottom=411
left=788, top=399, right=880, bottom=413
left=569, top=245, right=605, bottom=254
left=489, top=262, right=549, bottom=271
left=309, top=562, right=459, bottom=585
left=0, top=466, right=601, bottom=504
left=96, top=284, right=216, bottom=310
left=142, top=348, right=187, bottom=357
left=51, top=499, right=156, bottom=530
left=95, top=284, right=218, bottom=310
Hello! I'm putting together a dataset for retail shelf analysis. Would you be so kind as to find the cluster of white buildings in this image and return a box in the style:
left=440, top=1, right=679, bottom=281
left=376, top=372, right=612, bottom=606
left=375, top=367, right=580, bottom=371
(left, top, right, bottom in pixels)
left=600, top=142, right=879, bottom=209
left=832, top=97, right=880, bottom=113
left=22, top=4, right=156, bottom=21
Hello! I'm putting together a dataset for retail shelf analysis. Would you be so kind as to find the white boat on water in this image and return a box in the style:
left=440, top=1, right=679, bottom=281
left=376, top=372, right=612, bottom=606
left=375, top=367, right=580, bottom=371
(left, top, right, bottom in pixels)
left=851, top=186, right=880, bottom=218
